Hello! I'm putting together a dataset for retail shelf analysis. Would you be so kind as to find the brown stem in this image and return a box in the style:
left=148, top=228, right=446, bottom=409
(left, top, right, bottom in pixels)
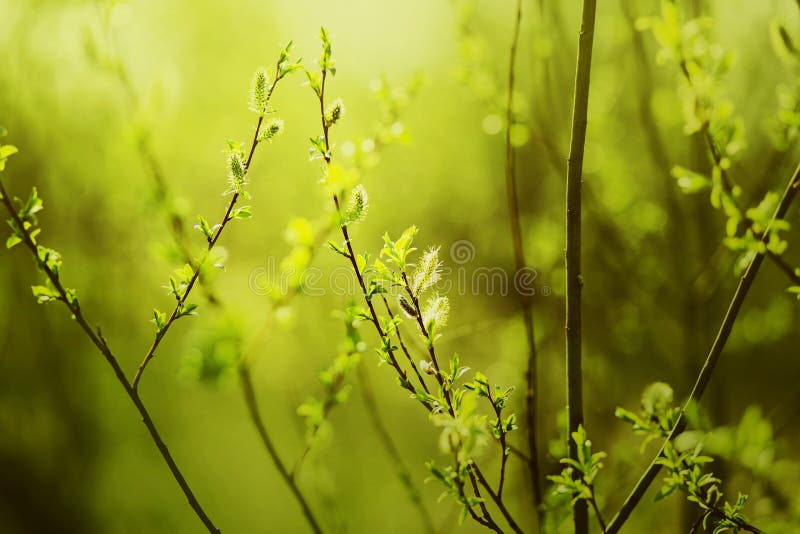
left=380, top=295, right=431, bottom=394
left=0, top=180, right=220, bottom=533
left=132, top=55, right=287, bottom=388
left=316, top=63, right=514, bottom=532
left=357, top=365, right=435, bottom=534
left=485, top=384, right=509, bottom=498
left=588, top=487, right=607, bottom=533
left=606, top=162, right=800, bottom=533
left=239, top=367, right=323, bottom=534
left=473, top=464, right=525, bottom=534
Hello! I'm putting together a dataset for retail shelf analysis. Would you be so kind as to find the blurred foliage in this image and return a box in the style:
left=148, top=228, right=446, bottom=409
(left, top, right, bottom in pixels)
left=2, top=0, right=800, bottom=532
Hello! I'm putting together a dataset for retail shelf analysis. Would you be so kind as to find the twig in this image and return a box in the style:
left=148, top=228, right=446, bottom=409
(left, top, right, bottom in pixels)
left=313, top=47, right=513, bottom=532
left=503, top=0, right=543, bottom=519
left=587, top=485, right=607, bottom=533
left=605, top=162, right=800, bottom=533
left=380, top=295, right=431, bottom=394
left=675, top=59, right=800, bottom=287
left=565, top=0, right=598, bottom=533
left=132, top=113, right=260, bottom=388
left=472, top=464, right=525, bottom=534
left=486, top=382, right=509, bottom=497
left=239, top=367, right=323, bottom=533
left=132, top=55, right=286, bottom=389
left=357, top=365, right=436, bottom=534
left=0, top=179, right=220, bottom=534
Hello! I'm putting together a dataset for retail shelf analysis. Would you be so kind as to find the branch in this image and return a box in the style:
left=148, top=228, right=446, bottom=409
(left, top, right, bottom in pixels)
left=131, top=113, right=261, bottom=389
left=503, top=0, right=543, bottom=518
left=675, top=58, right=800, bottom=287
left=565, top=0, right=598, bottom=532
left=311, top=47, right=514, bottom=532
left=606, top=162, right=800, bottom=533
left=239, top=367, right=323, bottom=534
left=132, top=56, right=286, bottom=389
left=0, top=179, right=220, bottom=534
left=380, top=295, right=431, bottom=395
left=356, top=365, right=436, bottom=534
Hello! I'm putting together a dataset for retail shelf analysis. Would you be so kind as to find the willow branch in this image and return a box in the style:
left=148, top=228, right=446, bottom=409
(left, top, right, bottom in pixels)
left=239, top=367, right=323, bottom=534
left=0, top=179, right=220, bottom=534
left=357, top=365, right=435, bottom=534
left=606, top=162, right=800, bottom=533
left=316, top=61, right=512, bottom=532
left=131, top=111, right=262, bottom=389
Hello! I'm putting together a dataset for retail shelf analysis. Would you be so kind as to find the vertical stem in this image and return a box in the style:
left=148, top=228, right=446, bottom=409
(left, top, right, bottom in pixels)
left=504, top=0, right=543, bottom=521
left=565, top=1, right=597, bottom=533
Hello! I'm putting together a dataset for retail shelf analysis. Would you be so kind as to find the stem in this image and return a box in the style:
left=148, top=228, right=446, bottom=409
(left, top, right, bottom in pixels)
left=315, top=64, right=515, bottom=533
left=356, top=365, right=436, bottom=534
left=486, top=384, right=509, bottom=498
left=400, top=272, right=455, bottom=414
left=291, top=373, right=344, bottom=479
left=318, top=69, right=417, bottom=401
left=132, top=55, right=287, bottom=388
left=565, top=0, right=597, bottom=533
left=465, top=462, right=504, bottom=532
left=676, top=58, right=800, bottom=287
left=588, top=487, right=607, bottom=533
left=333, top=200, right=418, bottom=399
left=473, top=464, right=525, bottom=534
left=504, top=0, right=543, bottom=518
left=132, top=115, right=258, bottom=389
left=380, top=295, right=431, bottom=395
left=605, top=162, right=800, bottom=533
left=239, top=367, right=324, bottom=534
left=0, top=180, right=220, bottom=534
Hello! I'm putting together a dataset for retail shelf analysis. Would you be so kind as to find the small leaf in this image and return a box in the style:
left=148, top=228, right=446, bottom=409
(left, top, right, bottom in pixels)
left=6, top=233, right=22, bottom=249
left=231, top=206, right=253, bottom=219
left=31, top=284, right=59, bottom=304
left=0, top=144, right=18, bottom=171
left=152, top=309, right=167, bottom=331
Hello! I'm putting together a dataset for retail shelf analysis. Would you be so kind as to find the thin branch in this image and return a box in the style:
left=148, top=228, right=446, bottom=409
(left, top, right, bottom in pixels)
left=605, top=162, right=800, bottom=533
left=314, top=56, right=515, bottom=532
left=565, top=0, right=598, bottom=533
left=291, top=372, right=345, bottom=480
left=676, top=59, right=800, bottom=287
left=472, top=464, right=525, bottom=534
left=132, top=113, right=261, bottom=389
left=239, top=367, right=323, bottom=534
left=465, top=461, right=504, bottom=533
left=357, top=365, right=436, bottom=534
left=503, top=0, right=543, bottom=518
left=400, top=271, right=454, bottom=413
left=485, top=382, right=509, bottom=497
left=380, top=295, right=431, bottom=395
left=588, top=486, right=607, bottom=533
left=0, top=179, right=220, bottom=534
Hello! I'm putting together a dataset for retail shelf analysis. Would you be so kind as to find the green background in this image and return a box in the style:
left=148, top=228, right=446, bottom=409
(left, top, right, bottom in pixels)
left=1, top=0, right=799, bottom=532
